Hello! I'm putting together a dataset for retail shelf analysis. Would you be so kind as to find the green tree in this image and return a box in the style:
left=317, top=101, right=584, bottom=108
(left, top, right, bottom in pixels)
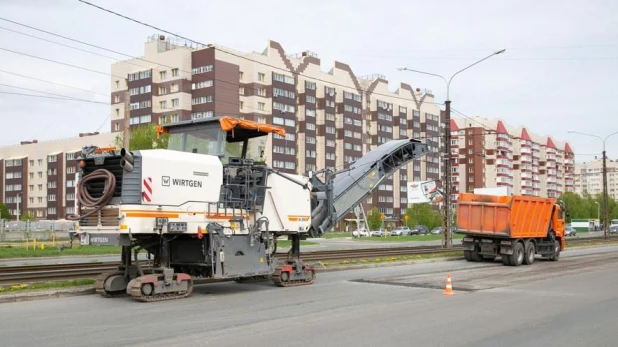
left=114, top=123, right=169, bottom=151
left=366, top=207, right=383, bottom=230
left=20, top=211, right=36, bottom=221
left=405, top=203, right=442, bottom=229
left=0, top=203, right=9, bottom=220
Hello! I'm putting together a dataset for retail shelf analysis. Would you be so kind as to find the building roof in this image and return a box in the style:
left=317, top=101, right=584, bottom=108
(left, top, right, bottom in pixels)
left=546, top=137, right=557, bottom=149
left=521, top=128, right=532, bottom=141
left=565, top=142, right=574, bottom=153
left=496, top=120, right=508, bottom=134
left=449, top=119, right=459, bottom=131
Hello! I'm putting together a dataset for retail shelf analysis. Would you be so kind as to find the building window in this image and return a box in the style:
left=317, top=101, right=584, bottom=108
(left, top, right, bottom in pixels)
left=171, top=68, right=179, bottom=77
left=192, top=65, right=213, bottom=74
left=258, top=72, right=265, bottom=82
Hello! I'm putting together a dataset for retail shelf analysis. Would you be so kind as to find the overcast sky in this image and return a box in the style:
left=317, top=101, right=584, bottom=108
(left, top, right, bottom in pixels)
left=0, top=0, right=617, bottom=163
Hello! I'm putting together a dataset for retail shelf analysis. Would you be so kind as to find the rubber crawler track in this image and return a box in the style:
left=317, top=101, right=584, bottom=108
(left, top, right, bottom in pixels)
left=95, top=270, right=127, bottom=298
left=129, top=275, right=194, bottom=302
left=271, top=265, right=315, bottom=287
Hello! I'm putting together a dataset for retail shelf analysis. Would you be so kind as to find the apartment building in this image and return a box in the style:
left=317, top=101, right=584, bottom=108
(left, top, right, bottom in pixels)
left=0, top=133, right=117, bottom=220
left=574, top=158, right=618, bottom=200
left=110, top=35, right=444, bottom=219
left=451, top=117, right=575, bottom=202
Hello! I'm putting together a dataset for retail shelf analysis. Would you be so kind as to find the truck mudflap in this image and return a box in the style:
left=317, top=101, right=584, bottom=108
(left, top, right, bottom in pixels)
left=498, top=240, right=514, bottom=255
left=79, top=232, right=122, bottom=246
left=462, top=236, right=514, bottom=255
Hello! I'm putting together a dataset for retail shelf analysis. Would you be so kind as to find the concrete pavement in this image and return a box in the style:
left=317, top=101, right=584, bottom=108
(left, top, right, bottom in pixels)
left=0, top=245, right=617, bottom=346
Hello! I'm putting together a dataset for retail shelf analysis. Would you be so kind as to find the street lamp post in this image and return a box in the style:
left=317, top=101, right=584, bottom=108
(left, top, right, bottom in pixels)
left=568, top=130, right=618, bottom=239
left=398, top=49, right=506, bottom=248
left=595, top=201, right=600, bottom=229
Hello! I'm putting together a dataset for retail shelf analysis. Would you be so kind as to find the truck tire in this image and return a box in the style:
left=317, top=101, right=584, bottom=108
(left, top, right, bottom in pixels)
left=508, top=242, right=524, bottom=266
left=549, top=240, right=560, bottom=261
left=501, top=254, right=511, bottom=266
left=464, top=250, right=472, bottom=261
left=523, top=240, right=535, bottom=265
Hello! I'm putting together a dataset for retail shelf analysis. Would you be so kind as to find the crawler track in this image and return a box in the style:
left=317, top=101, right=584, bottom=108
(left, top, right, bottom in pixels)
left=1, top=236, right=615, bottom=286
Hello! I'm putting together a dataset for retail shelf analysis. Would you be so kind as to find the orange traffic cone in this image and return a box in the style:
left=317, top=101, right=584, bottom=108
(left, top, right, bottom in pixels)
left=443, top=273, right=455, bottom=296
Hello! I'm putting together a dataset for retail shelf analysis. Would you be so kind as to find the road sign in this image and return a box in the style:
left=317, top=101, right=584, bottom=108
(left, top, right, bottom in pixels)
left=380, top=213, right=385, bottom=220
left=404, top=215, right=409, bottom=221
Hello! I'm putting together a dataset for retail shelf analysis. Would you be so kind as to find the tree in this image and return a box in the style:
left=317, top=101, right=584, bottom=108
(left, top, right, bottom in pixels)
left=558, top=192, right=618, bottom=223
left=114, top=123, right=169, bottom=151
left=20, top=211, right=35, bottom=221
left=405, top=203, right=442, bottom=229
left=366, top=207, right=383, bottom=230
left=0, top=203, right=9, bottom=220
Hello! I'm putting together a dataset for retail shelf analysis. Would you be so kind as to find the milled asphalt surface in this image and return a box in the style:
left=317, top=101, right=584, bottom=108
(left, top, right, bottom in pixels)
left=0, top=245, right=616, bottom=347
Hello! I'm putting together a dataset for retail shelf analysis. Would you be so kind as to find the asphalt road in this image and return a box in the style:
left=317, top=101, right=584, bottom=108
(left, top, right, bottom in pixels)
left=0, top=245, right=617, bottom=347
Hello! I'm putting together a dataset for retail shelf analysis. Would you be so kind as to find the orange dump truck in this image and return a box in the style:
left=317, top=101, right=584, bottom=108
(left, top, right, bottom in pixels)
left=456, top=193, right=567, bottom=266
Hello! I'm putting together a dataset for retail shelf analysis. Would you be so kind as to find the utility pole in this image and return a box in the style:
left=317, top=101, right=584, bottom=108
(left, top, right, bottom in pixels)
left=602, top=149, right=609, bottom=239
left=443, top=100, right=452, bottom=248
left=123, top=79, right=130, bottom=149
left=398, top=48, right=505, bottom=249
left=568, top=130, right=618, bottom=240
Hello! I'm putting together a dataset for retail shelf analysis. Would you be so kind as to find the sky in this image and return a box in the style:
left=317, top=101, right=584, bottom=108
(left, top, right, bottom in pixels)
left=0, top=0, right=617, bottom=164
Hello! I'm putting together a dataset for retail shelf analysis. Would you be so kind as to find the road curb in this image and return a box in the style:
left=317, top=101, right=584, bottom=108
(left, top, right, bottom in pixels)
left=0, top=286, right=95, bottom=304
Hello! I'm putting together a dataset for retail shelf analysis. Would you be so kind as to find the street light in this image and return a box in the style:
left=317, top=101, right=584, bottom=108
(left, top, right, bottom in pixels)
left=568, top=130, right=618, bottom=239
left=595, top=201, right=600, bottom=229
left=398, top=48, right=506, bottom=248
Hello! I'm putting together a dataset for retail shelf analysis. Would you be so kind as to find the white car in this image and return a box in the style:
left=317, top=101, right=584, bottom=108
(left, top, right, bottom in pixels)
left=352, top=228, right=369, bottom=238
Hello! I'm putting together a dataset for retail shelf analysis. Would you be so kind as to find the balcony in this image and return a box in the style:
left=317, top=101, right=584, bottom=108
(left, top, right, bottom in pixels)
left=520, top=147, right=531, bottom=155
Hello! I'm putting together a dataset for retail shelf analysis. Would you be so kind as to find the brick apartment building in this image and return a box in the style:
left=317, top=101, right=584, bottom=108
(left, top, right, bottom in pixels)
left=109, top=34, right=445, bottom=218
left=0, top=133, right=116, bottom=220
left=451, top=117, right=575, bottom=205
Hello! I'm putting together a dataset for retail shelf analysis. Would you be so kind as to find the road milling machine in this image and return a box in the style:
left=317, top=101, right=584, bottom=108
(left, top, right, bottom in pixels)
left=69, top=116, right=429, bottom=302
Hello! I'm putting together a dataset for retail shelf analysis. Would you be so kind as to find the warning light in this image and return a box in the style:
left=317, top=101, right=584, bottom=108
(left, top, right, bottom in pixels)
left=197, top=226, right=203, bottom=239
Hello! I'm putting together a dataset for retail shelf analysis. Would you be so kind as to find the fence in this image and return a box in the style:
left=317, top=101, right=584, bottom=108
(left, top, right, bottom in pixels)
left=0, top=219, right=78, bottom=232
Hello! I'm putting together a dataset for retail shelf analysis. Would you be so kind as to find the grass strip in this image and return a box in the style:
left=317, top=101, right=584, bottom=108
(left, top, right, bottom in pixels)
left=0, top=279, right=95, bottom=295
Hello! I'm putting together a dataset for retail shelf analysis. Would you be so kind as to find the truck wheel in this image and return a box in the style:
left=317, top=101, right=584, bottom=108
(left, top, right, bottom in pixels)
left=501, top=254, right=511, bottom=266
left=509, top=242, right=524, bottom=266
left=464, top=250, right=472, bottom=261
left=523, top=241, right=535, bottom=265
left=549, top=241, right=560, bottom=261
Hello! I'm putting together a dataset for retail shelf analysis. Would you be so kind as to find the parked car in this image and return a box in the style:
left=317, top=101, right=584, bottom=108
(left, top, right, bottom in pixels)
left=390, top=226, right=412, bottom=236
left=610, top=225, right=618, bottom=234
left=352, top=228, right=369, bottom=238
left=410, top=225, right=429, bottom=235
left=431, top=226, right=444, bottom=234
left=565, top=226, right=576, bottom=237
left=370, top=228, right=389, bottom=237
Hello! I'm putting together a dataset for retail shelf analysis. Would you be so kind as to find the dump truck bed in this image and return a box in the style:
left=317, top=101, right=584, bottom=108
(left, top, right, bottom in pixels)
left=456, top=193, right=556, bottom=239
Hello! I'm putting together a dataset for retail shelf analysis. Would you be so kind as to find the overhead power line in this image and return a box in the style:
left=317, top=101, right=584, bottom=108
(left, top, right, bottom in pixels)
left=0, top=82, right=108, bottom=105
left=0, top=91, right=109, bottom=105
left=0, top=69, right=108, bottom=97
left=0, top=46, right=125, bottom=79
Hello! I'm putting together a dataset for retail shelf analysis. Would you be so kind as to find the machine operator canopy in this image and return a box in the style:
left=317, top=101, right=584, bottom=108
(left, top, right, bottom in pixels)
left=161, top=116, right=285, bottom=163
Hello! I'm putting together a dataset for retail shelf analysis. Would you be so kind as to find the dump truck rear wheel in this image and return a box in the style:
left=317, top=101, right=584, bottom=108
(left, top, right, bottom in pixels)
left=501, top=254, right=511, bottom=266
left=464, top=250, right=472, bottom=261
left=523, top=241, right=535, bottom=265
left=509, top=242, right=524, bottom=266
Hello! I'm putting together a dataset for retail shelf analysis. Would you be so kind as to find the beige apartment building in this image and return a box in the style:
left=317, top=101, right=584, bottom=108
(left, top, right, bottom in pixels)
left=451, top=117, right=575, bottom=201
left=574, top=158, right=618, bottom=200
left=110, top=34, right=444, bottom=219
left=0, top=133, right=117, bottom=220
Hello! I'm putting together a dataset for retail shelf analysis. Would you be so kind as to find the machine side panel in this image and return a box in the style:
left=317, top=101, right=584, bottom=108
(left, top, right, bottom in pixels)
left=121, top=154, right=142, bottom=204
left=261, top=172, right=312, bottom=232
left=140, top=150, right=223, bottom=206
